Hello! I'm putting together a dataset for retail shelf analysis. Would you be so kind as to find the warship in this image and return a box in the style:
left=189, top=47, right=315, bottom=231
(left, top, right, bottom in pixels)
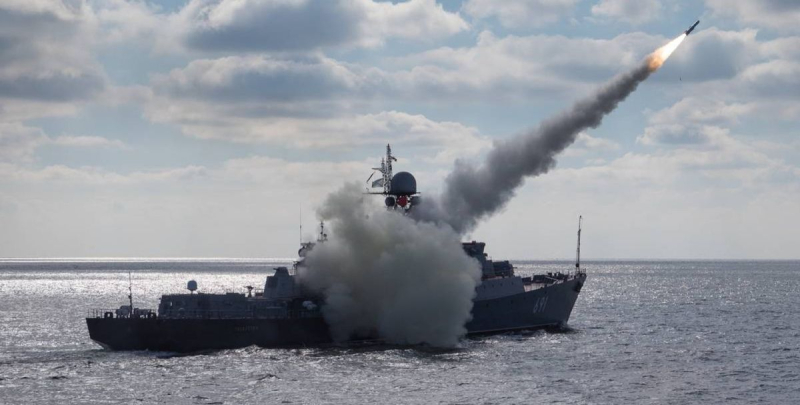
left=86, top=146, right=587, bottom=352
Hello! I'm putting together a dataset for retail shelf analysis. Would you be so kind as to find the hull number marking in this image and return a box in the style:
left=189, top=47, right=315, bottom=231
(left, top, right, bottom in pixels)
left=532, top=296, right=548, bottom=314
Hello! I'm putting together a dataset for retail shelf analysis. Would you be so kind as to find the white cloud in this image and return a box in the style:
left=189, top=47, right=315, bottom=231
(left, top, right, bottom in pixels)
left=391, top=30, right=662, bottom=99
left=90, top=0, right=165, bottom=44
left=706, top=0, right=800, bottom=33
left=590, top=0, right=662, bottom=25
left=737, top=60, right=800, bottom=99
left=562, top=132, right=620, bottom=157
left=0, top=163, right=208, bottom=186
left=549, top=138, right=794, bottom=194
left=0, top=0, right=105, bottom=102
left=146, top=27, right=799, bottom=123
left=0, top=123, right=48, bottom=163
left=659, top=28, right=763, bottom=82
left=170, top=0, right=468, bottom=52
left=152, top=55, right=375, bottom=103
left=463, top=0, right=579, bottom=29
left=0, top=123, right=128, bottom=163
left=638, top=124, right=729, bottom=147
left=146, top=54, right=492, bottom=157
left=146, top=96, right=489, bottom=155
left=0, top=0, right=113, bottom=169
left=647, top=98, right=756, bottom=126
left=51, top=135, right=128, bottom=149
left=639, top=27, right=800, bottom=147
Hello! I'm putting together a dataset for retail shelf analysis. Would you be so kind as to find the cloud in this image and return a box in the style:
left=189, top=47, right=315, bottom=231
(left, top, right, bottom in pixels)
left=638, top=123, right=731, bottom=147
left=647, top=98, right=756, bottom=126
left=562, top=132, right=620, bottom=157
left=0, top=155, right=380, bottom=257
left=639, top=27, right=800, bottom=146
left=0, top=1, right=105, bottom=102
left=551, top=138, right=793, bottom=192
left=51, top=135, right=128, bottom=149
left=171, top=0, right=468, bottom=52
left=146, top=54, right=490, bottom=156
left=0, top=123, right=128, bottom=163
left=91, top=0, right=165, bottom=44
left=738, top=60, right=800, bottom=99
left=0, top=154, right=370, bottom=197
left=391, top=30, right=662, bottom=99
left=152, top=55, right=377, bottom=104
left=0, top=123, right=48, bottom=163
left=148, top=27, right=797, bottom=118
left=0, top=163, right=209, bottom=186
left=706, top=0, right=800, bottom=33
left=146, top=94, right=488, bottom=153
left=638, top=97, right=763, bottom=147
left=463, top=0, right=579, bottom=29
left=590, top=0, right=662, bottom=25
left=658, top=28, right=763, bottom=82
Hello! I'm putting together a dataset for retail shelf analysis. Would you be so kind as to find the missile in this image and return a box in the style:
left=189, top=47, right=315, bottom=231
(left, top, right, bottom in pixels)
left=685, top=20, right=700, bottom=35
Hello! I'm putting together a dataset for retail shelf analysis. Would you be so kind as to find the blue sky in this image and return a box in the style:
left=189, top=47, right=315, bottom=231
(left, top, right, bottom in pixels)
left=1, top=0, right=798, bottom=259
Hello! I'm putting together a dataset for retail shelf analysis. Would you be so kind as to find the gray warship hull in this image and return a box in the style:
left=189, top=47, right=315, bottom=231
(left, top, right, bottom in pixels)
left=86, top=276, right=585, bottom=352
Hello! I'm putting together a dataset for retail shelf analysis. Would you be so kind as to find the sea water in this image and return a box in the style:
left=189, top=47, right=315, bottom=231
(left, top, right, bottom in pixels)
left=1, top=259, right=798, bottom=404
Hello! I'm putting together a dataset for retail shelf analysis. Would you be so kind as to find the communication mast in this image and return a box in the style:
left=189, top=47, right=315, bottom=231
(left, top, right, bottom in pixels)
left=128, top=271, right=134, bottom=311
left=317, top=221, right=327, bottom=242
left=365, top=144, right=420, bottom=211
left=575, top=215, right=582, bottom=275
left=366, top=144, right=396, bottom=194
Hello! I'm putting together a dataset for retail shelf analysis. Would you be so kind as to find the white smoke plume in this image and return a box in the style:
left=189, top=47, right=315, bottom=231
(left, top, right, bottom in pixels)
left=414, top=43, right=679, bottom=233
left=299, top=35, right=685, bottom=346
left=299, top=183, right=481, bottom=347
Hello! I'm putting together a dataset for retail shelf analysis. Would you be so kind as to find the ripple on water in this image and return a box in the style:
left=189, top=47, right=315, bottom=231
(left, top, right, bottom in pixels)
left=1, top=260, right=799, bottom=404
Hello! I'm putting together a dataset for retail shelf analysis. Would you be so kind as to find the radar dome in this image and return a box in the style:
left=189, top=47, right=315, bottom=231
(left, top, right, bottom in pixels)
left=390, top=172, right=416, bottom=196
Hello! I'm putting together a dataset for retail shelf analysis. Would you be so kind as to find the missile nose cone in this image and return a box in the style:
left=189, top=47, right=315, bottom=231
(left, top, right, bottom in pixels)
left=685, top=20, right=700, bottom=35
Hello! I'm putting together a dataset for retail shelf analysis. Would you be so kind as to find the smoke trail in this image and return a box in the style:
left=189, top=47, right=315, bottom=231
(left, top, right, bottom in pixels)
left=414, top=40, right=681, bottom=234
left=298, top=35, right=685, bottom=347
left=298, top=183, right=481, bottom=347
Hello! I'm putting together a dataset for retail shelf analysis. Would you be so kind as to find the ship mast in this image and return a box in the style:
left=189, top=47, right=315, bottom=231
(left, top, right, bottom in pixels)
left=365, top=143, right=398, bottom=195
left=317, top=221, right=327, bottom=242
left=384, top=144, right=395, bottom=194
left=128, top=271, right=134, bottom=313
left=575, top=215, right=582, bottom=274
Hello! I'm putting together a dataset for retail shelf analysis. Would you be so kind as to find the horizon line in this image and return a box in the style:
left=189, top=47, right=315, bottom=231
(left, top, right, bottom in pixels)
left=1, top=257, right=798, bottom=262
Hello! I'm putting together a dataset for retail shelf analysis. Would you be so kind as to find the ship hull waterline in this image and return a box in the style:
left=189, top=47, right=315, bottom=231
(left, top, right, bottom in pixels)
left=87, top=277, right=584, bottom=352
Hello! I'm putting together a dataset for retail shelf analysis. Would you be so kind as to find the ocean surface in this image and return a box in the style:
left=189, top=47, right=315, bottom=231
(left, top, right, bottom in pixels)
left=0, top=259, right=798, bottom=404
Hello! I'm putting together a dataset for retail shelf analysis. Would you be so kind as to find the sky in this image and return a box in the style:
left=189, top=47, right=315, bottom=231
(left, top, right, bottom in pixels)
left=1, top=0, right=798, bottom=259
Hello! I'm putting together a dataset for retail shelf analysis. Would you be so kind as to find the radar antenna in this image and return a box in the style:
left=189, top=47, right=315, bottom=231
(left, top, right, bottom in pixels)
left=575, top=216, right=582, bottom=275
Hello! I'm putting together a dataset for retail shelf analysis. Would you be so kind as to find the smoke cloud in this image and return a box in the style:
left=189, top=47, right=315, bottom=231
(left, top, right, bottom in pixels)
left=301, top=36, right=682, bottom=346
left=414, top=56, right=661, bottom=234
left=299, top=183, right=481, bottom=347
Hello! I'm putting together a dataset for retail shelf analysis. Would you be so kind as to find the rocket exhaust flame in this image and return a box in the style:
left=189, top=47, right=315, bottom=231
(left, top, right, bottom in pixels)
left=648, top=33, right=687, bottom=71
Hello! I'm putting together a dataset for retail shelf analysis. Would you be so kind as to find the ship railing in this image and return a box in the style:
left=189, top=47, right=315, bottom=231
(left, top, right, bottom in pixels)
left=156, top=308, right=321, bottom=320
left=87, top=308, right=157, bottom=319
left=88, top=307, right=321, bottom=320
